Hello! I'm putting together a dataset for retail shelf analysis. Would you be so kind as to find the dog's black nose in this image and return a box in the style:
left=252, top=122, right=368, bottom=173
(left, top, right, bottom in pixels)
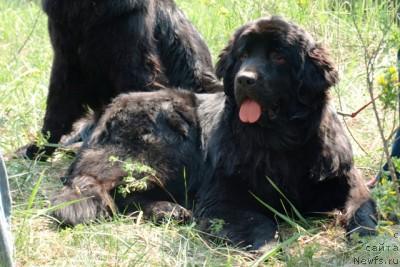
left=236, top=72, right=257, bottom=87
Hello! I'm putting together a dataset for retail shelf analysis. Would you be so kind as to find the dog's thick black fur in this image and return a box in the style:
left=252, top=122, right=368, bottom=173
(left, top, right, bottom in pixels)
left=20, top=0, right=220, bottom=159
left=52, top=17, right=377, bottom=250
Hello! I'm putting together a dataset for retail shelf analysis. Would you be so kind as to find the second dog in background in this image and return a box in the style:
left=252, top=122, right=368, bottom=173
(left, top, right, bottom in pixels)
left=19, top=0, right=220, bottom=160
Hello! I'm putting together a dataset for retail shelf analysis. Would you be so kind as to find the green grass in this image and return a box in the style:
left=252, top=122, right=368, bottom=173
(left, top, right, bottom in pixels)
left=1, top=0, right=400, bottom=266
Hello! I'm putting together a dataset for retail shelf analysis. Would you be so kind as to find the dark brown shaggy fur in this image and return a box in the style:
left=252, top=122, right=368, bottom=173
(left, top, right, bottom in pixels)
left=52, top=16, right=377, bottom=250
left=19, top=0, right=220, bottom=160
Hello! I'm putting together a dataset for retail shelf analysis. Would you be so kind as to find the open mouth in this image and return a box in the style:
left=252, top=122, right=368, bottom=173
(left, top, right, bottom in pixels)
left=239, top=98, right=280, bottom=124
left=239, top=99, right=262, bottom=124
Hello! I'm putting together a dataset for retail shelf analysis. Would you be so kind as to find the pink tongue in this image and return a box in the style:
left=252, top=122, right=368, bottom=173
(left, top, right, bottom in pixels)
left=239, top=99, right=262, bottom=124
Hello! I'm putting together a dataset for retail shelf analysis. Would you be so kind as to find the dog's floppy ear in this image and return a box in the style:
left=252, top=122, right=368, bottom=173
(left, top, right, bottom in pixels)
left=215, top=23, right=250, bottom=79
left=215, top=38, right=238, bottom=98
left=298, top=44, right=339, bottom=105
left=215, top=26, right=248, bottom=97
left=215, top=37, right=236, bottom=80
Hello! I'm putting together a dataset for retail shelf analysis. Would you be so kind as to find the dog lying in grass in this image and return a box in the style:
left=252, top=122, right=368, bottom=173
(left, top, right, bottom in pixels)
left=52, top=16, right=377, bottom=250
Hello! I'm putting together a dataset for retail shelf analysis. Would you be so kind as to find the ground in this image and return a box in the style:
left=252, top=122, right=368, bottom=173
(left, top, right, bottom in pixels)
left=1, top=0, right=400, bottom=266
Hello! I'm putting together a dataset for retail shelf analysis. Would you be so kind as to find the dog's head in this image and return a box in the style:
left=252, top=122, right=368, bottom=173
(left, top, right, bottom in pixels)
left=216, top=16, right=338, bottom=126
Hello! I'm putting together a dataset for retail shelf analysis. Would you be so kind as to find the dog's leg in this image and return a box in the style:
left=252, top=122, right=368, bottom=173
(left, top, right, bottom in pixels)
left=346, top=199, right=377, bottom=237
left=117, top=192, right=192, bottom=224
left=310, top=168, right=378, bottom=237
left=52, top=175, right=118, bottom=226
left=141, top=200, right=192, bottom=223
left=18, top=55, right=86, bottom=160
left=52, top=146, right=128, bottom=225
left=52, top=173, right=192, bottom=226
left=344, top=169, right=378, bottom=237
left=52, top=143, right=187, bottom=225
left=197, top=204, right=278, bottom=251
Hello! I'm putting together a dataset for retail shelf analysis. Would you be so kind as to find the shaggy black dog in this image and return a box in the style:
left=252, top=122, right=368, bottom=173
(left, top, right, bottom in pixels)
left=52, top=17, right=377, bottom=250
left=20, top=0, right=220, bottom=159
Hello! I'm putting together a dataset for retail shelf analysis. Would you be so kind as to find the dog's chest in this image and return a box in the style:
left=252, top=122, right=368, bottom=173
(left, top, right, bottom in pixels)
left=234, top=151, right=308, bottom=206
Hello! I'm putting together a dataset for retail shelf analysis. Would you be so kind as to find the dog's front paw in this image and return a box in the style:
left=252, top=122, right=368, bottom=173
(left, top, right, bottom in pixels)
left=51, top=186, right=110, bottom=226
left=346, top=199, right=378, bottom=238
left=200, top=214, right=278, bottom=251
left=14, top=143, right=54, bottom=161
left=145, top=201, right=192, bottom=223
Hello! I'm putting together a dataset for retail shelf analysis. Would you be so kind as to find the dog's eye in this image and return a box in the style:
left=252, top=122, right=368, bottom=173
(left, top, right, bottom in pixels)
left=270, top=52, right=286, bottom=64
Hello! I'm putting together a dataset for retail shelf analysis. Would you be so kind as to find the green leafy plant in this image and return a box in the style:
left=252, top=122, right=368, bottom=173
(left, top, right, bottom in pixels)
left=109, top=156, right=156, bottom=198
left=377, top=66, right=399, bottom=110
left=209, top=218, right=225, bottom=235
left=371, top=175, right=400, bottom=224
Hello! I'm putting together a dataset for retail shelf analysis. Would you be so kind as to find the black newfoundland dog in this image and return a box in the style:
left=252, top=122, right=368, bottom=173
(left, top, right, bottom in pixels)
left=20, top=0, right=220, bottom=159
left=52, top=17, right=377, bottom=250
